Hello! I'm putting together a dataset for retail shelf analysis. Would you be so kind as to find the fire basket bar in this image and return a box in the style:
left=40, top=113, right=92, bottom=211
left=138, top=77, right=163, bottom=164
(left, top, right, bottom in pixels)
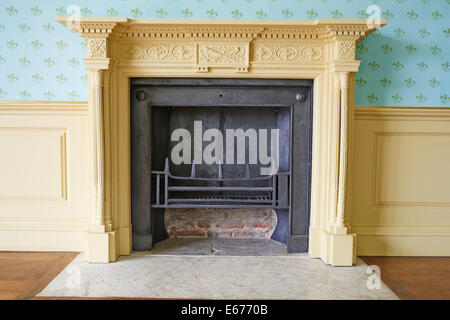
left=151, top=158, right=290, bottom=209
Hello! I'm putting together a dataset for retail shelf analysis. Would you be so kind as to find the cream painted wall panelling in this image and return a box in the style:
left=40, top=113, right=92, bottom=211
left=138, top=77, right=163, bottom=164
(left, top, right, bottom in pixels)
left=352, top=106, right=450, bottom=256
left=0, top=101, right=91, bottom=252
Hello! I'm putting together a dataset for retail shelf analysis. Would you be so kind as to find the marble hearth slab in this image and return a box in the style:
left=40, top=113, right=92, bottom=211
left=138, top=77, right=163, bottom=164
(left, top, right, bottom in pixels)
left=38, top=248, right=398, bottom=299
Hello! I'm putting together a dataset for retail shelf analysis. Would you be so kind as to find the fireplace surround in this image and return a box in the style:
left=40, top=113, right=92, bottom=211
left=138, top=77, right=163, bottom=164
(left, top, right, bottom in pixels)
left=57, top=17, right=386, bottom=265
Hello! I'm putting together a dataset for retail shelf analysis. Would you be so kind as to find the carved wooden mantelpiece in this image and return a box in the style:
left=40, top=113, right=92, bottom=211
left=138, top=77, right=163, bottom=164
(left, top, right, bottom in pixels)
left=57, top=17, right=386, bottom=265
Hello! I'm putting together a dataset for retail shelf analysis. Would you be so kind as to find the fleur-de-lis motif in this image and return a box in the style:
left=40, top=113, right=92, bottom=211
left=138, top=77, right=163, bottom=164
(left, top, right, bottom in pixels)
left=19, top=23, right=30, bottom=33
left=56, top=40, right=68, bottom=50
left=68, top=58, right=80, bottom=68
left=156, top=8, right=167, bottom=18
left=56, top=74, right=68, bottom=84
left=368, top=61, right=380, bottom=71
left=430, top=45, right=441, bottom=55
left=357, top=43, right=368, bottom=54
left=331, top=10, right=343, bottom=19
left=32, top=73, right=43, bottom=83
left=444, top=29, right=450, bottom=38
left=181, top=8, right=193, bottom=18
left=383, top=10, right=394, bottom=19
left=107, top=8, right=119, bottom=17
left=68, top=91, right=80, bottom=101
left=379, top=77, right=391, bottom=87
left=6, top=40, right=18, bottom=50
left=44, top=91, right=55, bottom=100
left=428, top=78, right=440, bottom=88
left=19, top=57, right=31, bottom=66
left=406, top=10, right=419, bottom=20
left=431, top=10, right=443, bottom=20
left=43, top=23, right=55, bottom=33
left=419, top=28, right=430, bottom=39
left=255, top=10, right=267, bottom=19
left=81, top=7, right=92, bottom=17
left=355, top=77, right=367, bottom=87
left=392, top=61, right=404, bottom=71
left=441, top=94, right=450, bottom=105
left=367, top=94, right=379, bottom=103
left=206, top=9, right=218, bottom=19
left=31, top=40, right=43, bottom=50
left=19, top=90, right=31, bottom=100
left=231, top=9, right=243, bottom=19
left=306, top=9, right=318, bottom=19
left=442, top=62, right=450, bottom=72
left=381, top=44, right=392, bottom=54
left=44, top=57, right=56, bottom=67
left=357, top=10, right=368, bottom=19
left=394, top=28, right=405, bottom=39
left=131, top=8, right=143, bottom=18
left=417, top=61, right=429, bottom=71
left=56, top=6, right=67, bottom=16
left=6, top=5, right=18, bottom=16
left=404, top=78, right=416, bottom=88
left=391, top=93, right=403, bottom=104
left=30, top=6, right=43, bottom=16
left=8, top=73, right=19, bottom=83
left=405, top=44, right=417, bottom=55
left=416, top=93, right=427, bottom=103
left=282, top=9, right=294, bottom=19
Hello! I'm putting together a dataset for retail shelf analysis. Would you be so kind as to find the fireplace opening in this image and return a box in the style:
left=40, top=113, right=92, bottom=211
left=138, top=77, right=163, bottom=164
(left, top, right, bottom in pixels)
left=131, top=78, right=312, bottom=253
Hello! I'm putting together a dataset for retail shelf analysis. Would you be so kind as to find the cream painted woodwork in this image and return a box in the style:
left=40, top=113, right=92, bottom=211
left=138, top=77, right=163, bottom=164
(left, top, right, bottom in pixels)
left=54, top=17, right=388, bottom=265
left=352, top=107, right=450, bottom=256
left=0, top=101, right=90, bottom=251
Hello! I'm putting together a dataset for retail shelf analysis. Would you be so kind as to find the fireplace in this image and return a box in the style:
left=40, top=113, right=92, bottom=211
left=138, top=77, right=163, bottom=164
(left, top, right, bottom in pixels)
left=57, top=17, right=386, bottom=265
left=131, top=78, right=312, bottom=252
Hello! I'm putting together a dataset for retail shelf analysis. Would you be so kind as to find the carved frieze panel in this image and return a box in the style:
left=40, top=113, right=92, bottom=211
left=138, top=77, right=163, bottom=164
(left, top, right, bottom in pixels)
left=120, top=42, right=250, bottom=72
left=252, top=44, right=324, bottom=63
left=121, top=43, right=195, bottom=62
left=196, top=43, right=249, bottom=72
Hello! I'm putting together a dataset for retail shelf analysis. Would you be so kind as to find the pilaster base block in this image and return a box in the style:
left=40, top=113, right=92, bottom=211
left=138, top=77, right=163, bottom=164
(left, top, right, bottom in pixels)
left=321, top=231, right=357, bottom=266
left=87, top=231, right=117, bottom=263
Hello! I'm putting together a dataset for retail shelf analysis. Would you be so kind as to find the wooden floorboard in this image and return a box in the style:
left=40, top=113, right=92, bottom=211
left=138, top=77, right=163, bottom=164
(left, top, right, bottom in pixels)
left=361, top=257, right=450, bottom=300
left=0, top=252, right=78, bottom=300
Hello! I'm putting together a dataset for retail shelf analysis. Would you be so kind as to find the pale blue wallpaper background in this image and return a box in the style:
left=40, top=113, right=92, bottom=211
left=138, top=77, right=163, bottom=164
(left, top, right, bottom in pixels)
left=0, top=0, right=448, bottom=106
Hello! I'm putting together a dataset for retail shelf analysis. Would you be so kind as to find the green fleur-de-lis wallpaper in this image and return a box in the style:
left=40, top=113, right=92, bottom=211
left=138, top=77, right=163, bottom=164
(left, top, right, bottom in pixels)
left=0, top=0, right=448, bottom=106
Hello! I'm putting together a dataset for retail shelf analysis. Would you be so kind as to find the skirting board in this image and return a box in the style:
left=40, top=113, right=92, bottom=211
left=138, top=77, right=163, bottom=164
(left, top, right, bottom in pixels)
left=357, top=235, right=450, bottom=256
left=0, top=229, right=86, bottom=252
